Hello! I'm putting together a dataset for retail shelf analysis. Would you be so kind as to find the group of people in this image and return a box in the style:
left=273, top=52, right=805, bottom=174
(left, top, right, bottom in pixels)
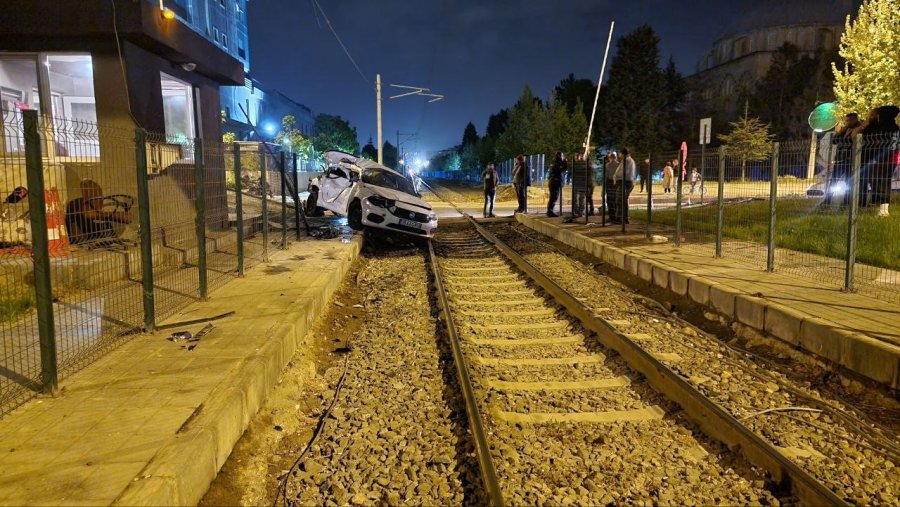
left=823, top=105, right=899, bottom=217
left=480, top=154, right=532, bottom=218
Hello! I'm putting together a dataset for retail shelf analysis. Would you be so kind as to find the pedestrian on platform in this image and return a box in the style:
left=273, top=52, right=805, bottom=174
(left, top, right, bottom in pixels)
left=481, top=162, right=498, bottom=218
left=513, top=154, right=530, bottom=213
left=604, top=152, right=619, bottom=221
left=546, top=151, right=567, bottom=217
left=687, top=167, right=702, bottom=205
left=662, top=161, right=674, bottom=193
left=586, top=155, right=597, bottom=216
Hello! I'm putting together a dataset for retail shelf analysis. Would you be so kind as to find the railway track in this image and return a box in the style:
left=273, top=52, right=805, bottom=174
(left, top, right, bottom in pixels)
left=428, top=217, right=848, bottom=506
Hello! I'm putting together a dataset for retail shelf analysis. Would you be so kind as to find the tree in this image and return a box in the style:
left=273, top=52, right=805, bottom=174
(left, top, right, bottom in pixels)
left=661, top=58, right=686, bottom=145
left=595, top=25, right=667, bottom=153
left=461, top=122, right=479, bottom=149
left=832, top=0, right=900, bottom=118
left=485, top=109, right=509, bottom=139
left=718, top=102, right=775, bottom=181
left=382, top=141, right=399, bottom=169
left=430, top=150, right=461, bottom=171
left=496, top=86, right=542, bottom=160
left=459, top=141, right=481, bottom=171
left=312, top=114, right=360, bottom=155
left=275, top=115, right=314, bottom=161
left=553, top=73, right=596, bottom=120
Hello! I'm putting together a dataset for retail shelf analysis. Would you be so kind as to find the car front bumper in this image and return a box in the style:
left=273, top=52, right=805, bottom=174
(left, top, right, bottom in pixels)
left=361, top=200, right=438, bottom=238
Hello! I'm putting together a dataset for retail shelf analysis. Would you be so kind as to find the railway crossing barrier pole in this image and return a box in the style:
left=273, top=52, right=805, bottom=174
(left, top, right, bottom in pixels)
left=23, top=111, right=58, bottom=395
left=646, top=153, right=653, bottom=239
left=844, top=135, right=862, bottom=291
left=292, top=152, right=301, bottom=240
left=234, top=143, right=245, bottom=277
left=280, top=152, right=287, bottom=249
left=260, top=150, right=269, bottom=261
left=715, top=146, right=726, bottom=258
left=134, top=130, right=156, bottom=330
left=194, top=138, right=208, bottom=300
left=766, top=142, right=779, bottom=273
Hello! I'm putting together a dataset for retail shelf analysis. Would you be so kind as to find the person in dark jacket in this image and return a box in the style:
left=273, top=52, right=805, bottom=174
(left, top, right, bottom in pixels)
left=603, top=152, right=619, bottom=221
left=513, top=154, right=530, bottom=213
left=858, top=105, right=899, bottom=217
left=546, top=151, right=567, bottom=217
left=823, top=112, right=861, bottom=208
left=481, top=162, right=499, bottom=218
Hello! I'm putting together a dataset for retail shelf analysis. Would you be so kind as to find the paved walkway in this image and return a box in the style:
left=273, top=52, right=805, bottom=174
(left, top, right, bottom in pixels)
left=0, top=233, right=362, bottom=506
left=517, top=214, right=900, bottom=389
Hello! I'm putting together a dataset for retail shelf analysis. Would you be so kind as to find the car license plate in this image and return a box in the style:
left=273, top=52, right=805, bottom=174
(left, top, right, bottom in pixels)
left=399, top=218, right=421, bottom=229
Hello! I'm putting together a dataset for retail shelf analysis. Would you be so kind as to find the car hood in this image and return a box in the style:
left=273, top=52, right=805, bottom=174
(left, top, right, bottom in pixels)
left=365, top=185, right=433, bottom=212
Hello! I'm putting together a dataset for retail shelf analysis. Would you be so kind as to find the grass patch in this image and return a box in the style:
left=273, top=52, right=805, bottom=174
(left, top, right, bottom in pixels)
left=637, top=195, right=900, bottom=270
left=0, top=291, right=36, bottom=323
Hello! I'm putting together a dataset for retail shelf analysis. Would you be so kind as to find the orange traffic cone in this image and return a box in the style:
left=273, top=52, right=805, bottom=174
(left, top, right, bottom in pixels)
left=44, top=187, right=70, bottom=257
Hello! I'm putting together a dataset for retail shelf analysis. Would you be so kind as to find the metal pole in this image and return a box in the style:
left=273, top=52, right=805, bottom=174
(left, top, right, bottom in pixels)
left=135, top=129, right=155, bottom=330
left=292, top=151, right=301, bottom=240
left=844, top=135, right=862, bottom=291
left=646, top=153, right=653, bottom=239
left=675, top=148, right=684, bottom=247
left=195, top=138, right=208, bottom=299
left=234, top=143, right=244, bottom=276
left=716, top=146, right=726, bottom=257
left=766, top=142, right=779, bottom=272
left=280, top=152, right=287, bottom=249
left=700, top=129, right=707, bottom=205
left=23, top=111, right=57, bottom=394
left=261, top=149, right=269, bottom=261
left=376, top=73, right=383, bottom=165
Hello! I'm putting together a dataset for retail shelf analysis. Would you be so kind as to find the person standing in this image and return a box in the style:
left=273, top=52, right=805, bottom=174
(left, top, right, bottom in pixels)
left=604, top=152, right=619, bottom=222
left=639, top=157, right=651, bottom=193
left=662, top=161, right=674, bottom=193
left=586, top=155, right=597, bottom=216
left=513, top=154, right=530, bottom=213
left=546, top=151, right=567, bottom=217
left=687, top=167, right=702, bottom=205
left=858, top=105, right=899, bottom=217
left=481, top=162, right=498, bottom=218
left=613, top=149, right=636, bottom=223
left=571, top=153, right=587, bottom=217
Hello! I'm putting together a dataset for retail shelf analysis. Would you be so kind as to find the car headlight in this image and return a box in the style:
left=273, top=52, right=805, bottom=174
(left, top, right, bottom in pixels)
left=428, top=212, right=437, bottom=222
left=832, top=181, right=848, bottom=195
left=367, top=195, right=395, bottom=208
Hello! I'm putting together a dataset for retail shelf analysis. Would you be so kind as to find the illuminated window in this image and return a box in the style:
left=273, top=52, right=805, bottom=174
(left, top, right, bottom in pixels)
left=161, top=72, right=196, bottom=142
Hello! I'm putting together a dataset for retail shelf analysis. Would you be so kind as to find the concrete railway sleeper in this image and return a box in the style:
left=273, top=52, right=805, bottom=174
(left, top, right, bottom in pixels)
left=430, top=222, right=800, bottom=506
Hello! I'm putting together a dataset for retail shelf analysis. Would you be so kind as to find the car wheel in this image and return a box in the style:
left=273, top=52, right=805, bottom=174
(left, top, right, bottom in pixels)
left=348, top=200, right=363, bottom=230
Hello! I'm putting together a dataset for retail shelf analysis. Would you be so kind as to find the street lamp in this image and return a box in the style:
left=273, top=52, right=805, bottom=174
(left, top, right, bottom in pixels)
left=375, top=74, right=443, bottom=164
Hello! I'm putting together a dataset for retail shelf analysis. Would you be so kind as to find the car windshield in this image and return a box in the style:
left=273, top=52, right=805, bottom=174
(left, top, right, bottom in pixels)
left=361, top=168, right=417, bottom=196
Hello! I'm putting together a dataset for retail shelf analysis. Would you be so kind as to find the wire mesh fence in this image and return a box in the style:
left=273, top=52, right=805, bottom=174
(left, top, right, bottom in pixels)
left=0, top=112, right=302, bottom=417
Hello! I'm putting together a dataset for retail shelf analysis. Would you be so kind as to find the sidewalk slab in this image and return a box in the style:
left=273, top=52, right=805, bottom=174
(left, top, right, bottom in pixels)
left=516, top=214, right=900, bottom=389
left=0, top=234, right=362, bottom=506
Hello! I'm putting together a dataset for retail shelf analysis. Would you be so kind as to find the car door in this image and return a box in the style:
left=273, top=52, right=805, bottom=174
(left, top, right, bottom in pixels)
left=317, top=166, right=354, bottom=214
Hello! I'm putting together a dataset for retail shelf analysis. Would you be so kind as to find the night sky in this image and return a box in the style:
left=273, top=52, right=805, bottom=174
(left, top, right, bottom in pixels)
left=248, top=0, right=754, bottom=155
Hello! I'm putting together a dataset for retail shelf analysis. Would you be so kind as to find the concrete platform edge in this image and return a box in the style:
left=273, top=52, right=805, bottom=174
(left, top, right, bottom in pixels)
left=111, top=236, right=364, bottom=507
left=515, top=214, right=900, bottom=389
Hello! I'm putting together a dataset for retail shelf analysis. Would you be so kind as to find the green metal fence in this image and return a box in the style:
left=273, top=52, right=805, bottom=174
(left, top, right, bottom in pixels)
left=0, top=112, right=303, bottom=416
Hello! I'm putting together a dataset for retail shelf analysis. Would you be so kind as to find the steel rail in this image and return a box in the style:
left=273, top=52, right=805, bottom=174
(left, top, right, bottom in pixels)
left=427, top=241, right=505, bottom=507
left=458, top=216, right=847, bottom=507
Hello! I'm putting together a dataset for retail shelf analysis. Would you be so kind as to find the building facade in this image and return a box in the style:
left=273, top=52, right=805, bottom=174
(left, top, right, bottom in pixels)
left=687, top=0, right=858, bottom=118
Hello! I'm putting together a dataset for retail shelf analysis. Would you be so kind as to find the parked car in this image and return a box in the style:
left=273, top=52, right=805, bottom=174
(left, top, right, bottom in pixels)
left=807, top=166, right=900, bottom=197
left=316, top=151, right=438, bottom=239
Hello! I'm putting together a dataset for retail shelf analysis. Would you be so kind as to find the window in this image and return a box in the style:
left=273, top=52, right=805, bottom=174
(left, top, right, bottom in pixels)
left=219, top=0, right=225, bottom=7
left=222, top=34, right=228, bottom=48
left=213, top=27, right=220, bottom=44
left=0, top=53, right=98, bottom=157
left=160, top=73, right=196, bottom=142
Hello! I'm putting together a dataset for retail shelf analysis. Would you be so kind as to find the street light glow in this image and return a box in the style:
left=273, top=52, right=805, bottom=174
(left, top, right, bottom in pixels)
left=264, top=122, right=276, bottom=134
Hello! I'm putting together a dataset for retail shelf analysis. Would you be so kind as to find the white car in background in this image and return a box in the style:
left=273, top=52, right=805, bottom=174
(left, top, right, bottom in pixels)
left=317, top=151, right=438, bottom=239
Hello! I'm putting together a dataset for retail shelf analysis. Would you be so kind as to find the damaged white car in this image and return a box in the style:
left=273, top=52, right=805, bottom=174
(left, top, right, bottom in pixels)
left=314, top=151, right=438, bottom=239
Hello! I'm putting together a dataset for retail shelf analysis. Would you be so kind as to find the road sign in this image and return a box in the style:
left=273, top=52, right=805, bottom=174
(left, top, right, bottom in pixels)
left=699, top=117, right=712, bottom=145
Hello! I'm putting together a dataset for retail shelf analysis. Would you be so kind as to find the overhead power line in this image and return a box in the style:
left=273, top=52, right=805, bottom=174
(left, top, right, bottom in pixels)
left=309, top=0, right=370, bottom=86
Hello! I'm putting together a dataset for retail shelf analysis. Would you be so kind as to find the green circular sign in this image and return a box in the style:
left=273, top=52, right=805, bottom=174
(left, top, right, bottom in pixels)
left=808, top=102, right=840, bottom=132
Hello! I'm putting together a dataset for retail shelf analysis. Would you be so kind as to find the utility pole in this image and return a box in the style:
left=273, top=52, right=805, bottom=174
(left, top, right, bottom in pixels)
left=376, top=73, right=383, bottom=164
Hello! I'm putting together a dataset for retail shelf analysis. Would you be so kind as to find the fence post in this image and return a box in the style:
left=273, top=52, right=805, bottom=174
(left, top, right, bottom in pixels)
left=194, top=138, right=208, bottom=299
left=234, top=143, right=245, bottom=276
left=292, top=152, right=301, bottom=240
left=23, top=111, right=57, bottom=394
left=260, top=150, right=269, bottom=261
left=134, top=130, right=155, bottom=330
left=766, top=142, right=779, bottom=272
left=844, top=135, right=862, bottom=291
left=646, top=153, right=653, bottom=239
left=280, top=152, right=287, bottom=249
left=716, top=146, right=726, bottom=257
left=675, top=149, right=684, bottom=247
